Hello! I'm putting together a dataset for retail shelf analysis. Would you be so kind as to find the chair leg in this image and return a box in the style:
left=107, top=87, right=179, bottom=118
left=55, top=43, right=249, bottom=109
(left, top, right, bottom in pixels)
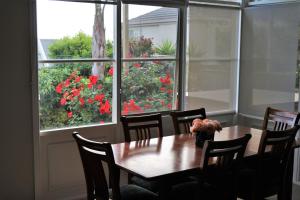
left=128, top=173, right=133, bottom=184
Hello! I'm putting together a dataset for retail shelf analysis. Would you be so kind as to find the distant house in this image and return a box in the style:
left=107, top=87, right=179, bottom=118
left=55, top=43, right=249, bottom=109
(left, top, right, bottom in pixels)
left=38, top=39, right=56, bottom=60
left=128, top=7, right=178, bottom=46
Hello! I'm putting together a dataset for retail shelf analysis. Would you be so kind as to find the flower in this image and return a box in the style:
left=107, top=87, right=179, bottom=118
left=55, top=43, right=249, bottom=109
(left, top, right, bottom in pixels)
left=89, top=75, right=98, bottom=85
left=94, top=93, right=105, bottom=102
left=79, top=97, right=85, bottom=106
left=55, top=83, right=63, bottom=94
left=133, top=63, right=141, bottom=68
left=67, top=111, right=73, bottom=118
left=190, top=118, right=222, bottom=134
left=60, top=98, right=67, bottom=106
left=108, top=67, right=114, bottom=76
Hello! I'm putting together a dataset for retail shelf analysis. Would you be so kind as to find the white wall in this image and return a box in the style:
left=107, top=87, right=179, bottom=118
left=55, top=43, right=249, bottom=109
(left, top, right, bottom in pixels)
left=0, top=0, right=35, bottom=199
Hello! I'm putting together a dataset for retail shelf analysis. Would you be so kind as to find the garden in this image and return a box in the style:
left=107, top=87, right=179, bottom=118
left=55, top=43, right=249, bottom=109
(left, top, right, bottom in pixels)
left=39, top=32, right=177, bottom=130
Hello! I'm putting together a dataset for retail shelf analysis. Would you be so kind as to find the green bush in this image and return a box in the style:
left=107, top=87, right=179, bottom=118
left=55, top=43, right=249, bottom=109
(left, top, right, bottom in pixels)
left=155, top=40, right=176, bottom=56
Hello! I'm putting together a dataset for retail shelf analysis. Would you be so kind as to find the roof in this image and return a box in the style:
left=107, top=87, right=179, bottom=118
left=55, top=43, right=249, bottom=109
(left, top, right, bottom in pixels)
left=40, top=39, right=56, bottom=58
left=129, top=7, right=178, bottom=26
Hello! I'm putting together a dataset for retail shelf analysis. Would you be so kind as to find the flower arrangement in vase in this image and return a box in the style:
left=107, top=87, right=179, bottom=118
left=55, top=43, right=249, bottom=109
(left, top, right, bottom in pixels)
left=190, top=118, right=222, bottom=147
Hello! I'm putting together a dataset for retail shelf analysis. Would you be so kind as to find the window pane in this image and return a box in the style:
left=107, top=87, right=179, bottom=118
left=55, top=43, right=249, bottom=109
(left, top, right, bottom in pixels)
left=37, top=0, right=115, bottom=59
left=37, top=0, right=116, bottom=130
left=39, top=62, right=114, bottom=130
left=122, top=5, right=178, bottom=58
left=185, top=7, right=240, bottom=112
left=121, top=61, right=177, bottom=115
left=239, top=5, right=299, bottom=117
left=121, top=4, right=179, bottom=115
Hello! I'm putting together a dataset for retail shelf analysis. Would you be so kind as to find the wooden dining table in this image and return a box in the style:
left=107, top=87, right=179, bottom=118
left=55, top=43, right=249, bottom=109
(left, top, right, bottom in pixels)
left=112, top=125, right=299, bottom=200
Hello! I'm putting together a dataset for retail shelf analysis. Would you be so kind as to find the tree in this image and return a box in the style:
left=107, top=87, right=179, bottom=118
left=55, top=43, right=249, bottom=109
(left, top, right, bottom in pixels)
left=48, top=32, right=92, bottom=59
left=92, top=4, right=106, bottom=80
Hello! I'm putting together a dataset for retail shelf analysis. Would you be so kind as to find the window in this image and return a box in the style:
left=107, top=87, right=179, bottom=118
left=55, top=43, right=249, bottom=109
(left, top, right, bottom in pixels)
left=185, top=6, right=240, bottom=112
left=37, top=0, right=116, bottom=130
left=121, top=4, right=179, bottom=115
left=239, top=4, right=299, bottom=117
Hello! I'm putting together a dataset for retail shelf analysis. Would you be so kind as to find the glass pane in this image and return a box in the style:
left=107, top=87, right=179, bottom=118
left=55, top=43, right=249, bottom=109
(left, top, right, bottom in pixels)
left=185, top=7, right=240, bottom=112
left=122, top=4, right=178, bottom=58
left=239, top=5, right=299, bottom=117
left=39, top=62, right=114, bottom=130
left=121, top=61, right=177, bottom=115
left=37, top=0, right=115, bottom=59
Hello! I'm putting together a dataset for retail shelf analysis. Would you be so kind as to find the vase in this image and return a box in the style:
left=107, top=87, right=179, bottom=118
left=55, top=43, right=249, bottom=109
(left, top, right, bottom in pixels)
left=195, top=131, right=215, bottom=147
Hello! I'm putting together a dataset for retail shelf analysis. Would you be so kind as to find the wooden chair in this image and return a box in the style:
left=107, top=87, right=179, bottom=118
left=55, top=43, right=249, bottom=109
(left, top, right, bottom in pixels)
left=170, top=108, right=206, bottom=135
left=262, top=107, right=300, bottom=131
left=169, top=134, right=252, bottom=200
left=73, top=132, right=158, bottom=200
left=120, top=113, right=163, bottom=142
left=120, top=113, right=163, bottom=192
left=238, top=125, right=300, bottom=200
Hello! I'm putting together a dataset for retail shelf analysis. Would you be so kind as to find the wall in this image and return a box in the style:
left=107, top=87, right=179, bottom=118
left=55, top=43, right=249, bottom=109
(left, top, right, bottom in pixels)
left=0, top=0, right=35, bottom=199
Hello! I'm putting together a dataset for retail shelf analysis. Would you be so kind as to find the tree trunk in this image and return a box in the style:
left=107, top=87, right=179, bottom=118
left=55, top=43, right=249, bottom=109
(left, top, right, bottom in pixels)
left=92, top=4, right=106, bottom=80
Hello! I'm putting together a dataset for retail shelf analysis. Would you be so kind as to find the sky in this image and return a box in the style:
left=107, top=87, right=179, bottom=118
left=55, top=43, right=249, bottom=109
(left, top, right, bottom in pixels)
left=36, top=0, right=159, bottom=40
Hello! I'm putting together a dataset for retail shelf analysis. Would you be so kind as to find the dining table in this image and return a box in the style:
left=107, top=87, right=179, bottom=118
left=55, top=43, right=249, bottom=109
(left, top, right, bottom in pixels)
left=112, top=125, right=300, bottom=200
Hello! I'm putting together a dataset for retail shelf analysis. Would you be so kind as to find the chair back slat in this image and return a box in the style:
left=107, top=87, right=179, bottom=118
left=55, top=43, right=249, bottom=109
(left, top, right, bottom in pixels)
left=73, top=132, right=121, bottom=200
left=171, top=108, right=206, bottom=135
left=262, top=107, right=300, bottom=131
left=121, top=113, right=163, bottom=142
left=258, top=126, right=300, bottom=163
left=201, top=134, right=251, bottom=172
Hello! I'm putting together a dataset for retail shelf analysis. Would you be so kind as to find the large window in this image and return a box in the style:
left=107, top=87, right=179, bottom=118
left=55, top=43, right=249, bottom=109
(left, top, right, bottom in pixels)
left=185, top=6, right=240, bottom=112
left=37, top=0, right=116, bottom=130
left=121, top=5, right=179, bottom=115
left=37, top=0, right=241, bottom=131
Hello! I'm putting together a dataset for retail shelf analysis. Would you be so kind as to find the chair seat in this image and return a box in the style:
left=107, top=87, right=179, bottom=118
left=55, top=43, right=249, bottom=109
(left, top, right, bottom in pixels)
left=131, top=176, right=160, bottom=192
left=120, top=184, right=158, bottom=200
left=131, top=174, right=197, bottom=193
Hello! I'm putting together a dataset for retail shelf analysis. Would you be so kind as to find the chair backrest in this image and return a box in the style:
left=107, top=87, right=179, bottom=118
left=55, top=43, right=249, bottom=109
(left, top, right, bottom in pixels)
left=262, top=107, right=300, bottom=131
left=170, top=108, right=206, bottom=135
left=200, top=134, right=251, bottom=199
left=258, top=125, right=300, bottom=171
left=73, top=132, right=121, bottom=200
left=120, top=113, right=163, bottom=142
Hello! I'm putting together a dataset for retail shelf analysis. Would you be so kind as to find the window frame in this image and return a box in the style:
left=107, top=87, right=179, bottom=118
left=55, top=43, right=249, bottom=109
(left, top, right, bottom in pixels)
left=36, top=0, right=241, bottom=133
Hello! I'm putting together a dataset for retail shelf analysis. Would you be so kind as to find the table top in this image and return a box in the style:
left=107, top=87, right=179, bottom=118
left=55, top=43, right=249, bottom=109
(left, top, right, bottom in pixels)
left=112, top=125, right=264, bottom=179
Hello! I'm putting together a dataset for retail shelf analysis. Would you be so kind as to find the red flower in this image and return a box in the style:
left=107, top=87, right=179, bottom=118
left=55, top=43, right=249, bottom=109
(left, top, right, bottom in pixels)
left=122, top=102, right=129, bottom=115
left=97, top=84, right=102, bottom=90
left=67, top=111, right=73, bottom=118
left=99, top=100, right=111, bottom=114
left=75, top=76, right=81, bottom=83
left=167, top=89, right=173, bottom=94
left=63, top=91, right=69, bottom=98
left=71, top=88, right=80, bottom=97
left=89, top=75, right=98, bottom=85
left=88, top=98, right=94, bottom=104
left=108, top=67, right=114, bottom=76
left=160, top=100, right=165, bottom=106
left=133, top=63, right=141, bottom=68
left=160, top=87, right=166, bottom=92
left=100, top=121, right=105, bottom=124
left=144, top=104, right=152, bottom=109
left=79, top=97, right=84, bottom=106
left=55, top=83, right=63, bottom=94
left=167, top=103, right=172, bottom=109
left=60, top=98, right=67, bottom=106
left=64, top=79, right=71, bottom=87
left=159, top=74, right=171, bottom=85
left=87, top=83, right=93, bottom=89
left=94, top=94, right=105, bottom=102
